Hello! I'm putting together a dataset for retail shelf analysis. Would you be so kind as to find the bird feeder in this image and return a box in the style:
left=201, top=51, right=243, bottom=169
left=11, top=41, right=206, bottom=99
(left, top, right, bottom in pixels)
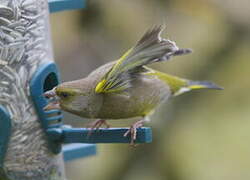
left=0, top=0, right=152, bottom=179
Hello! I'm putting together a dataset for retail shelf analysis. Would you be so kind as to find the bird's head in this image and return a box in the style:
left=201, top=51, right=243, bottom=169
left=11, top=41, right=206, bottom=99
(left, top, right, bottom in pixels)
left=43, top=84, right=85, bottom=113
left=43, top=80, right=103, bottom=118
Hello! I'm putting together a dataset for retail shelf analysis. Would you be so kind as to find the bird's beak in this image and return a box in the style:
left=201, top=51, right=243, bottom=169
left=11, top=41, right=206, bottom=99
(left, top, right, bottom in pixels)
left=44, top=88, right=56, bottom=98
left=43, top=88, right=61, bottom=111
left=43, top=101, right=60, bottom=111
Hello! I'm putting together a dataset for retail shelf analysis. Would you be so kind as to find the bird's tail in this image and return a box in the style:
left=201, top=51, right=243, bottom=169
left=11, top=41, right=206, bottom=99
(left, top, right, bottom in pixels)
left=131, top=25, right=192, bottom=65
left=174, top=80, right=224, bottom=96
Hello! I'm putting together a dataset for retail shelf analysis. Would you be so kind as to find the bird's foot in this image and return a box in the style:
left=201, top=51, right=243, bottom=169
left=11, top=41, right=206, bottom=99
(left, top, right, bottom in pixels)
left=87, top=119, right=110, bottom=137
left=124, top=119, right=144, bottom=145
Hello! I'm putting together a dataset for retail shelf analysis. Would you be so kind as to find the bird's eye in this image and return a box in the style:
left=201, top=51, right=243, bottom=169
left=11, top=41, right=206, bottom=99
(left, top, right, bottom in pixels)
left=60, top=92, right=69, bottom=98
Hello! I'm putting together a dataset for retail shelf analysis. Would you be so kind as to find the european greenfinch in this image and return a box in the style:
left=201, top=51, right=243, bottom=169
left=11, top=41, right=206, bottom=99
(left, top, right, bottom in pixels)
left=44, top=25, right=223, bottom=144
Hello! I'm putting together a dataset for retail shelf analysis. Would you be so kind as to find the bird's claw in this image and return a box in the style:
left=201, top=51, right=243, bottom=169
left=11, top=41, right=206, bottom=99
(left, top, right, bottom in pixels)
left=124, top=120, right=144, bottom=145
left=87, top=119, right=110, bottom=137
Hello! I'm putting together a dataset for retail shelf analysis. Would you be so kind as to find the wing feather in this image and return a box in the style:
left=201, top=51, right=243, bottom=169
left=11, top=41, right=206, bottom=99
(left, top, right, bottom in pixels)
left=95, top=25, right=191, bottom=94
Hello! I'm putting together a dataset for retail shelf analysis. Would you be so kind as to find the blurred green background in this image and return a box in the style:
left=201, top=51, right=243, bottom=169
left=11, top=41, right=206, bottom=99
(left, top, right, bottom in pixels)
left=50, top=0, right=250, bottom=180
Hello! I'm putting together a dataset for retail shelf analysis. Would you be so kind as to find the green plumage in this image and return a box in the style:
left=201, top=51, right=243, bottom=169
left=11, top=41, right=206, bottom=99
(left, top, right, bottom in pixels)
left=47, top=25, right=222, bottom=121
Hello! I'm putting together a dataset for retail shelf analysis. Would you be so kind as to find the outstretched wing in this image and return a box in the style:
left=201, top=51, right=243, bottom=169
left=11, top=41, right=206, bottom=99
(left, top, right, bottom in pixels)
left=95, top=25, right=191, bottom=94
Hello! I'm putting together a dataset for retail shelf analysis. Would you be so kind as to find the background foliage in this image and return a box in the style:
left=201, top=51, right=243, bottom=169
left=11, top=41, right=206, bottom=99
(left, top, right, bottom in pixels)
left=50, top=0, right=250, bottom=179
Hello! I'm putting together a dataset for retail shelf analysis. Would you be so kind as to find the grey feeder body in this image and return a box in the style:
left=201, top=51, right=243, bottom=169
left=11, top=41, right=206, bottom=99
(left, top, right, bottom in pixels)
left=0, top=0, right=65, bottom=179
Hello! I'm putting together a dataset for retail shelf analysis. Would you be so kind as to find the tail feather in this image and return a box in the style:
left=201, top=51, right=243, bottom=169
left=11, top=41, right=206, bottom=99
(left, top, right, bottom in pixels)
left=173, top=80, right=223, bottom=96
left=187, top=81, right=224, bottom=90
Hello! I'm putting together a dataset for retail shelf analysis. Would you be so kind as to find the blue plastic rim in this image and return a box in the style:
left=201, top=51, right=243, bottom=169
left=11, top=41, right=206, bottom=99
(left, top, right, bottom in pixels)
left=0, top=105, right=11, bottom=167
left=48, top=0, right=86, bottom=13
left=30, top=61, right=63, bottom=154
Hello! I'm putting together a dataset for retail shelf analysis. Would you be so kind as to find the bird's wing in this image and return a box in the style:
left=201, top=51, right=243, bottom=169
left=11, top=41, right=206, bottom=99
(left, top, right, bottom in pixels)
left=95, top=25, right=191, bottom=94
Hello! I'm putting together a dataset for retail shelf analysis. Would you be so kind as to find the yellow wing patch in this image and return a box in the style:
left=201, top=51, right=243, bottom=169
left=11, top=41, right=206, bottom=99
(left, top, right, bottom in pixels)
left=95, top=79, right=107, bottom=93
left=95, top=48, right=133, bottom=94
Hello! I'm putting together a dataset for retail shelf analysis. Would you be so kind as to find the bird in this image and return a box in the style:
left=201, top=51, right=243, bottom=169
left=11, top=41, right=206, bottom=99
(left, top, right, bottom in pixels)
left=44, top=25, right=223, bottom=144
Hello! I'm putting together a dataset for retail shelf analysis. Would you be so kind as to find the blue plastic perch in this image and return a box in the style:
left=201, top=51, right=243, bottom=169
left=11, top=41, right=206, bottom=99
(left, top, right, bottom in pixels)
left=48, top=127, right=152, bottom=144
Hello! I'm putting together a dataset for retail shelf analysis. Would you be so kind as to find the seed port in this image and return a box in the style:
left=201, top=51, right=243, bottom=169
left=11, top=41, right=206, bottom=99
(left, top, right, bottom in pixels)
left=30, top=62, right=63, bottom=154
left=43, top=72, right=62, bottom=128
left=43, top=72, right=58, bottom=92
